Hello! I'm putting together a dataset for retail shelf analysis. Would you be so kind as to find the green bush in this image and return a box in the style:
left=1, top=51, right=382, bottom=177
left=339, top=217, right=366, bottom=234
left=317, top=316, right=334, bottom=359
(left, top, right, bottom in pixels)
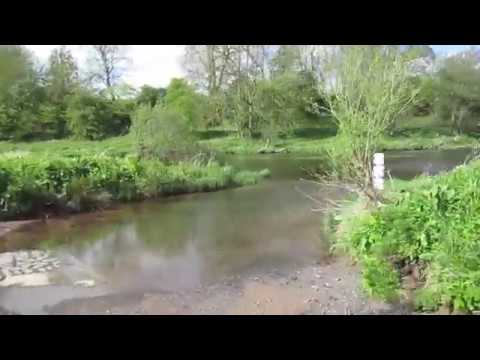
left=131, top=105, right=197, bottom=161
left=336, top=161, right=480, bottom=313
left=0, top=151, right=268, bottom=220
left=163, top=78, right=207, bottom=129
left=66, top=90, right=130, bottom=140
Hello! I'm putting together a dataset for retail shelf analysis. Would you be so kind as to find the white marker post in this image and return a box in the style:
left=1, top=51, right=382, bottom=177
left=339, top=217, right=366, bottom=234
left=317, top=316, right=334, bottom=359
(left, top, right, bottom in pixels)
left=372, top=153, right=384, bottom=190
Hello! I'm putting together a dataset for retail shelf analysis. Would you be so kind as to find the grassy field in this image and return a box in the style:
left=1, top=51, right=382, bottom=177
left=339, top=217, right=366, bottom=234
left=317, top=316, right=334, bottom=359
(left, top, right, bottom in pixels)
left=0, top=115, right=477, bottom=157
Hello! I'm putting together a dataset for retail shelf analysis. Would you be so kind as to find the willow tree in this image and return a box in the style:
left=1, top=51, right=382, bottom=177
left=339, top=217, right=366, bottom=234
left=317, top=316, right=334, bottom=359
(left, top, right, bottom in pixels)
left=320, top=46, right=419, bottom=201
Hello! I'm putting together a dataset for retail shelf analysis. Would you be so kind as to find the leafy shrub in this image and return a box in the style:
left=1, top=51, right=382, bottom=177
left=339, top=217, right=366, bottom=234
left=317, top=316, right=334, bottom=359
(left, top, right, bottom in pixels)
left=131, top=105, right=197, bottom=161
left=336, top=161, right=480, bottom=313
left=0, top=151, right=268, bottom=220
left=66, top=90, right=130, bottom=140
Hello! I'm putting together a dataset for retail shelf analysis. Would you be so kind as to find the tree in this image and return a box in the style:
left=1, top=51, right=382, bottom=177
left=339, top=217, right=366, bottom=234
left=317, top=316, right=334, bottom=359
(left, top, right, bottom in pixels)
left=86, top=45, right=130, bottom=97
left=183, top=45, right=237, bottom=95
left=0, top=46, right=47, bottom=140
left=163, top=78, right=206, bottom=129
left=42, top=46, right=80, bottom=137
left=319, top=45, right=419, bottom=201
left=0, top=45, right=35, bottom=95
left=136, top=85, right=166, bottom=108
left=270, top=45, right=301, bottom=77
left=66, top=89, right=130, bottom=140
left=45, top=46, right=79, bottom=103
left=434, top=49, right=480, bottom=134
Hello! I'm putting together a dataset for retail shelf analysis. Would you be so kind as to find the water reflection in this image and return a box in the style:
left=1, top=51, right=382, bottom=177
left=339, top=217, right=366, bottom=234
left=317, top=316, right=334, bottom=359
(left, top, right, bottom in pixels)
left=0, top=149, right=473, bottom=294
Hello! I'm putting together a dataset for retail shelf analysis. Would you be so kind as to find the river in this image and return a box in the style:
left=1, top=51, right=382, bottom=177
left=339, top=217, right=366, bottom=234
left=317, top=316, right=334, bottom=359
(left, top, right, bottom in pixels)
left=0, top=148, right=473, bottom=314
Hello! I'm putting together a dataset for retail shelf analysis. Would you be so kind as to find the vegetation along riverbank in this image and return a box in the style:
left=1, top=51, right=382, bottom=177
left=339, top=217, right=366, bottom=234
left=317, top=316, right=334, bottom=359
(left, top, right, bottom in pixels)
left=329, top=158, right=480, bottom=314
left=0, top=151, right=270, bottom=221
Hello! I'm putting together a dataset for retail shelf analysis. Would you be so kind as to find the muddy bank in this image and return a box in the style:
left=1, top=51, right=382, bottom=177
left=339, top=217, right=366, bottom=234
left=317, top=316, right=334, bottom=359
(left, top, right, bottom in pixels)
left=0, top=220, right=42, bottom=240
left=41, top=257, right=412, bottom=315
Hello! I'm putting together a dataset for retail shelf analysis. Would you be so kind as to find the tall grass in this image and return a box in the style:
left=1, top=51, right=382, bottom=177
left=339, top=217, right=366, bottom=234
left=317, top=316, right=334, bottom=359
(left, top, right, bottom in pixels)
left=0, top=152, right=269, bottom=220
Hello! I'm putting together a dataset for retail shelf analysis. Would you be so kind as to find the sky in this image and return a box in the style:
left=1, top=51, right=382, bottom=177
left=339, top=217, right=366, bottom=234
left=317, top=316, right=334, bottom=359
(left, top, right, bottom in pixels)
left=25, top=45, right=186, bottom=89
left=25, top=45, right=476, bottom=89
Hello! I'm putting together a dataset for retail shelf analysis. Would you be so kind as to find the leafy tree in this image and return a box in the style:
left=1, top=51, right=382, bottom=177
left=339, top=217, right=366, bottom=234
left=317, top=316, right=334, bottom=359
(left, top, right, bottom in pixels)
left=42, top=46, right=80, bottom=137
left=434, top=49, right=480, bottom=134
left=66, top=89, right=130, bottom=140
left=319, top=45, right=419, bottom=201
left=0, top=46, right=47, bottom=140
left=136, top=85, right=166, bottom=108
left=163, top=78, right=206, bottom=129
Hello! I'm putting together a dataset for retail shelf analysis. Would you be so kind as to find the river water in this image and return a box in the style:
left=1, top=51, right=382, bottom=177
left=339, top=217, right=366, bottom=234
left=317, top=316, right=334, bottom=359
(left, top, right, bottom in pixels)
left=0, top=149, right=473, bottom=314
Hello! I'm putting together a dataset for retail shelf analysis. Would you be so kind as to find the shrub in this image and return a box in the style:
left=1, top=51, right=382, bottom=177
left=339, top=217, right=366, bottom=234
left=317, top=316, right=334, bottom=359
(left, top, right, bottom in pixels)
left=0, top=151, right=268, bottom=220
left=66, top=90, right=130, bottom=140
left=131, top=105, right=197, bottom=161
left=336, top=161, right=480, bottom=313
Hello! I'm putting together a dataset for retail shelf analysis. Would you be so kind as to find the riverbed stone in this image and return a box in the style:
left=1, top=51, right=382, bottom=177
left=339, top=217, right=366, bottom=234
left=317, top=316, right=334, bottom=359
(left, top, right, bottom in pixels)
left=0, top=252, right=14, bottom=267
left=74, top=279, right=96, bottom=288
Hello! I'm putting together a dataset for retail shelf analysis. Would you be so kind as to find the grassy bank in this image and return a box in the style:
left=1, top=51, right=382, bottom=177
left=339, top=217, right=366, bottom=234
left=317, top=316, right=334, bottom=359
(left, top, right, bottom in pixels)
left=0, top=116, right=478, bottom=157
left=201, top=129, right=478, bottom=155
left=332, top=160, right=480, bottom=313
left=0, top=152, right=270, bottom=221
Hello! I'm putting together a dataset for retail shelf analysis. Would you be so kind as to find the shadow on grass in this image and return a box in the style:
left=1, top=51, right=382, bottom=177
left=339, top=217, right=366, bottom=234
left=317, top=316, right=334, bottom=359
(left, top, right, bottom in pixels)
left=291, top=127, right=337, bottom=139
left=195, top=130, right=236, bottom=140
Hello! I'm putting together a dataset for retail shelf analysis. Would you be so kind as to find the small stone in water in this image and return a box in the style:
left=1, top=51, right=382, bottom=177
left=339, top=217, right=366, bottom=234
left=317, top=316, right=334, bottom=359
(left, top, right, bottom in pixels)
left=74, top=279, right=95, bottom=288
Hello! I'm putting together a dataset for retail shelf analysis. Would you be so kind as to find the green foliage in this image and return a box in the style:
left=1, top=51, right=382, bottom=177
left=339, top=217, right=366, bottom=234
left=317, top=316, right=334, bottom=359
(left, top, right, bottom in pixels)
left=0, top=151, right=269, bottom=220
left=163, top=78, right=206, bottom=129
left=66, top=89, right=130, bottom=140
left=136, top=85, right=166, bottom=108
left=131, top=105, right=197, bottom=161
left=337, top=161, right=480, bottom=313
left=320, top=46, right=420, bottom=199
left=434, top=50, right=480, bottom=134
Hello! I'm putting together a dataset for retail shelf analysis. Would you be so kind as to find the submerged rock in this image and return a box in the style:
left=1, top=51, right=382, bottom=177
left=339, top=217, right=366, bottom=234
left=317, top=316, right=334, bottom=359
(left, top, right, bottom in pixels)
left=74, top=279, right=96, bottom=288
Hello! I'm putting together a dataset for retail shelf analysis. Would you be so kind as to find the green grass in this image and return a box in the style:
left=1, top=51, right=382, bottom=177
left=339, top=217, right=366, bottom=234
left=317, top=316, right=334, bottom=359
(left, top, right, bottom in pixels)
left=0, top=135, right=135, bottom=158
left=200, top=116, right=479, bottom=155
left=1, top=115, right=478, bottom=158
left=332, top=160, right=480, bottom=313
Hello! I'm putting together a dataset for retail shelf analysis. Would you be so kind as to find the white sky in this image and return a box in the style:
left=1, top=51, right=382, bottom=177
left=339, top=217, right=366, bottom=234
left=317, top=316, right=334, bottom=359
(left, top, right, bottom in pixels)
left=25, top=45, right=474, bottom=89
left=25, top=45, right=186, bottom=89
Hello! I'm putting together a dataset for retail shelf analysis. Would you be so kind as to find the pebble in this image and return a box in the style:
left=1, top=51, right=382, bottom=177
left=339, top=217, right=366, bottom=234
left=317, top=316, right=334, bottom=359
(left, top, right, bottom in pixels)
left=324, top=282, right=331, bottom=288
left=314, top=274, right=322, bottom=279
left=290, top=275, right=298, bottom=281
left=336, top=277, right=342, bottom=282
left=311, top=285, right=320, bottom=291
left=74, top=279, right=96, bottom=288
